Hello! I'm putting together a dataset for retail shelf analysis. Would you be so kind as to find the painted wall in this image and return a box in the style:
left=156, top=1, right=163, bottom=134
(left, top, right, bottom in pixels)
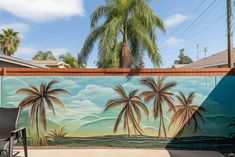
left=1, top=76, right=235, bottom=149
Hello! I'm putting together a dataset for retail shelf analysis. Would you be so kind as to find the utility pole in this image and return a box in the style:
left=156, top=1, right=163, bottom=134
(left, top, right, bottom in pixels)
left=227, top=0, right=234, bottom=68
left=204, top=47, right=208, bottom=59
left=197, top=44, right=199, bottom=60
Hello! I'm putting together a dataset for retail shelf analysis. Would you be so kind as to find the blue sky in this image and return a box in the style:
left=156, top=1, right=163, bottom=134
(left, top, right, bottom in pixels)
left=0, top=0, right=229, bottom=67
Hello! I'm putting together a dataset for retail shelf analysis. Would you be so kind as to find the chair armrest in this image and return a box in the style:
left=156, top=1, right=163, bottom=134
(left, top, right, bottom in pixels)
left=11, top=128, right=26, bottom=136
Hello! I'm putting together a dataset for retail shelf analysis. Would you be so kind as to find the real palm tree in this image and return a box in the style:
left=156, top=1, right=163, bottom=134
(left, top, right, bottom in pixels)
left=169, top=92, right=207, bottom=138
left=32, top=51, right=57, bottom=61
left=16, top=80, right=69, bottom=145
left=77, top=53, right=87, bottom=68
left=79, top=0, right=165, bottom=68
left=104, top=85, right=149, bottom=137
left=59, top=52, right=80, bottom=68
left=140, top=77, right=177, bottom=139
left=0, top=28, right=20, bottom=56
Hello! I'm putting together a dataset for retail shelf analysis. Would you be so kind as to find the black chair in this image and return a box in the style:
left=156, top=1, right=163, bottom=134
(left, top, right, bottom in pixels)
left=0, top=108, right=27, bottom=157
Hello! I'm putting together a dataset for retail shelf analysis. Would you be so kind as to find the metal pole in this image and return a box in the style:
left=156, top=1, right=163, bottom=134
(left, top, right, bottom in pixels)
left=227, top=0, right=234, bottom=68
left=197, top=44, right=199, bottom=60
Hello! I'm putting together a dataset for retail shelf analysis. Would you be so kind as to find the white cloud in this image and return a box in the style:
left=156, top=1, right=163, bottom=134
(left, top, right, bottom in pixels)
left=14, top=45, right=38, bottom=60
left=162, top=37, right=184, bottom=48
left=0, top=0, right=85, bottom=22
left=50, top=48, right=69, bottom=58
left=0, top=23, right=30, bottom=38
left=14, top=45, right=69, bottom=60
left=164, top=13, right=188, bottom=28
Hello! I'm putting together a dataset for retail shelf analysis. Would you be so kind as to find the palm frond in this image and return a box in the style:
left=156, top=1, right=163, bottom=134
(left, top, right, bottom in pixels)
left=91, top=5, right=110, bottom=28
left=80, top=26, right=104, bottom=62
left=47, top=96, right=65, bottom=110
left=49, top=127, right=68, bottom=138
left=113, top=104, right=127, bottom=133
left=104, top=99, right=126, bottom=111
left=114, top=85, right=128, bottom=99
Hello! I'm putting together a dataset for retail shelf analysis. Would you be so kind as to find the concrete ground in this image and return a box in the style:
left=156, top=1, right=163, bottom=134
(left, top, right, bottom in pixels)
left=16, top=149, right=226, bottom=157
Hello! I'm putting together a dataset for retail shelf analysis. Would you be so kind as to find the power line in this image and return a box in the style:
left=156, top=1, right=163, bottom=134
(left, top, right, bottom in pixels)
left=184, top=0, right=224, bottom=36
left=189, top=12, right=226, bottom=40
left=171, top=0, right=207, bottom=36
left=177, top=0, right=217, bottom=37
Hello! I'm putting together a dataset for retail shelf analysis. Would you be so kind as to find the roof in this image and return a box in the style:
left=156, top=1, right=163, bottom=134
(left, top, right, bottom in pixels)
left=31, top=60, right=70, bottom=68
left=172, top=64, right=188, bottom=68
left=0, top=54, right=44, bottom=68
left=182, top=48, right=235, bottom=68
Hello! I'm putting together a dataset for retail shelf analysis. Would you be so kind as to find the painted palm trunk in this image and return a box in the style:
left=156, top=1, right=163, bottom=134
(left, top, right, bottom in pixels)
left=1, top=76, right=235, bottom=149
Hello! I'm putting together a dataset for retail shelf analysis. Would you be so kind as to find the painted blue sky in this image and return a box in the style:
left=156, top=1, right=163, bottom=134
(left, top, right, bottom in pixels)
left=0, top=0, right=229, bottom=67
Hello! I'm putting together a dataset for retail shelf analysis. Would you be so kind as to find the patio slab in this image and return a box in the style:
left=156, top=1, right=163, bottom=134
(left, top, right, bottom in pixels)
left=16, top=149, right=225, bottom=157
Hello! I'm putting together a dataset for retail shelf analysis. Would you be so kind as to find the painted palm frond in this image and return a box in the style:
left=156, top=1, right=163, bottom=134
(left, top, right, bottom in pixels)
left=228, top=120, right=235, bottom=138
left=140, top=77, right=177, bottom=139
left=169, top=92, right=207, bottom=138
left=228, top=120, right=235, bottom=128
left=49, top=127, right=68, bottom=138
left=79, top=0, right=165, bottom=68
left=16, top=80, right=69, bottom=146
left=105, top=85, right=149, bottom=137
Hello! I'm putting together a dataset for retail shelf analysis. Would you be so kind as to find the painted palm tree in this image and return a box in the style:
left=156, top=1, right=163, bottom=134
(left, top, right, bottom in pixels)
left=228, top=120, right=235, bottom=139
left=16, top=80, right=69, bottom=145
left=79, top=0, right=165, bottom=68
left=0, top=28, right=20, bottom=56
left=105, top=85, right=149, bottom=137
left=169, top=92, right=207, bottom=138
left=140, top=77, right=177, bottom=139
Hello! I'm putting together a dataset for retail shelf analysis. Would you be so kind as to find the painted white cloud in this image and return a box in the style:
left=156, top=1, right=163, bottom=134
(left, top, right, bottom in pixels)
left=162, top=37, right=184, bottom=48
left=76, top=84, right=116, bottom=100
left=0, top=23, right=30, bottom=37
left=0, top=0, right=85, bottom=22
left=49, top=99, right=103, bottom=128
left=164, top=13, right=188, bottom=28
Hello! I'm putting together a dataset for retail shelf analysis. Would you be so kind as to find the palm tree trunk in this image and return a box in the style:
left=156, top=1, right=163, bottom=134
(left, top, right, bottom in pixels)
left=176, top=126, right=185, bottom=138
left=161, top=106, right=167, bottom=140
left=119, top=42, right=133, bottom=68
left=158, top=113, right=162, bottom=139
left=119, top=25, right=132, bottom=68
left=127, top=118, right=131, bottom=137
left=36, top=107, right=40, bottom=145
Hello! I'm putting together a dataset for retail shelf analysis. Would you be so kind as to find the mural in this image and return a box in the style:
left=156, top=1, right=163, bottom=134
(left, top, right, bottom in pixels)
left=1, top=76, right=235, bottom=149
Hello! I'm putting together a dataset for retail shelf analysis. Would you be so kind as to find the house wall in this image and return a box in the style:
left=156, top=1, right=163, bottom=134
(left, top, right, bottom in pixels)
left=0, top=68, right=235, bottom=150
left=0, top=61, right=29, bottom=68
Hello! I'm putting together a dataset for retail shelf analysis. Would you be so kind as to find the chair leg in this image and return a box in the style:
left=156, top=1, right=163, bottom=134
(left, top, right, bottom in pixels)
left=22, top=129, right=28, bottom=157
left=8, top=136, right=14, bottom=157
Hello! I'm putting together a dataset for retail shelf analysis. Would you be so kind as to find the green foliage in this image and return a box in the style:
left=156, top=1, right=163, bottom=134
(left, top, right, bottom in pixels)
left=49, top=127, right=68, bottom=138
left=59, top=53, right=85, bottom=68
left=80, top=0, right=165, bottom=68
left=28, top=128, right=38, bottom=146
left=32, top=51, right=57, bottom=61
left=174, top=49, right=193, bottom=64
left=0, top=28, right=20, bottom=56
